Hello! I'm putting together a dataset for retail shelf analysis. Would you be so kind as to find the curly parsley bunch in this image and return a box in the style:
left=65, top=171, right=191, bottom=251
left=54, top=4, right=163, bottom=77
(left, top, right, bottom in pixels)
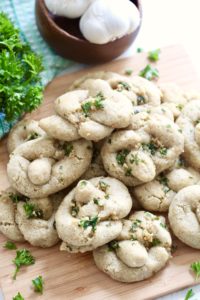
left=0, top=12, right=43, bottom=121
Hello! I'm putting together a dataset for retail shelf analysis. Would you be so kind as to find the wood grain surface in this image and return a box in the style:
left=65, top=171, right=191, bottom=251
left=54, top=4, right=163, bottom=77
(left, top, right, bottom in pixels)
left=0, top=45, right=200, bottom=300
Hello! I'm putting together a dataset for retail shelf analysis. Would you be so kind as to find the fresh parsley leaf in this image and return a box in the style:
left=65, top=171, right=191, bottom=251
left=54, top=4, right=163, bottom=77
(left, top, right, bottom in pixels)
left=23, top=203, right=43, bottom=219
left=131, top=219, right=142, bottom=232
left=148, top=49, right=160, bottom=62
left=13, top=249, right=35, bottom=279
left=116, top=149, right=130, bottom=165
left=32, top=275, right=44, bottom=294
left=64, top=143, right=73, bottom=156
left=13, top=292, right=24, bottom=300
left=139, top=64, right=159, bottom=80
left=93, top=198, right=100, bottom=205
left=184, top=289, right=194, bottom=300
left=4, top=241, right=17, bottom=250
left=0, top=13, right=43, bottom=121
left=79, top=216, right=98, bottom=232
left=191, top=261, right=200, bottom=279
left=81, top=101, right=92, bottom=117
left=108, top=241, right=119, bottom=251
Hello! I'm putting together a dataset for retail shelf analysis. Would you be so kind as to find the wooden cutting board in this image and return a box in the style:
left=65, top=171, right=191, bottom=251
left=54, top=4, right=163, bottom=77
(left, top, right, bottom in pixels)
left=0, top=45, right=200, bottom=300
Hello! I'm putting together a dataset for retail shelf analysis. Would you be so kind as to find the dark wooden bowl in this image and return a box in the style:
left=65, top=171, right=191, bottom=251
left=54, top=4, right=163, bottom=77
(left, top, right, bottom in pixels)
left=35, top=0, right=142, bottom=64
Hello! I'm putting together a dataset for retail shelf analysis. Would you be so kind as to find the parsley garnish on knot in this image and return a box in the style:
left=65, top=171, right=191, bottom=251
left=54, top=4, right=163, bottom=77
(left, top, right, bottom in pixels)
left=79, top=216, right=98, bottom=232
left=81, top=92, right=105, bottom=117
left=23, top=203, right=43, bottom=219
left=116, top=149, right=130, bottom=165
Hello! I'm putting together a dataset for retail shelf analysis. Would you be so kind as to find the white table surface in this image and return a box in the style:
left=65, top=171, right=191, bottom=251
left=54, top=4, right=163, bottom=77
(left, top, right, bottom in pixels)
left=1, top=0, right=200, bottom=299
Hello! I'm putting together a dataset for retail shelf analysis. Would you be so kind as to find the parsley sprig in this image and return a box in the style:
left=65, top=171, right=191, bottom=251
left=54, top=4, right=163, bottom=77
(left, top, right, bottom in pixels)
left=0, top=13, right=43, bottom=121
left=13, top=249, right=35, bottom=280
left=191, top=261, right=200, bottom=279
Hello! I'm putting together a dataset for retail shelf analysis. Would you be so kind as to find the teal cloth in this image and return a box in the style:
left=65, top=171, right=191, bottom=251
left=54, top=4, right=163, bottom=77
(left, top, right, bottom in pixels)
left=0, top=0, right=74, bottom=139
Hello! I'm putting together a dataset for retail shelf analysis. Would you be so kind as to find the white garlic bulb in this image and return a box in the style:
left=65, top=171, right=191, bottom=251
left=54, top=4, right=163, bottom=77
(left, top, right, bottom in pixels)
left=80, top=0, right=140, bottom=44
left=45, top=0, right=95, bottom=19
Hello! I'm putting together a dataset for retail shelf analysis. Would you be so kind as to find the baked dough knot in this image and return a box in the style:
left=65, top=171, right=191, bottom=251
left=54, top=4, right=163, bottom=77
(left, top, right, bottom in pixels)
left=7, top=137, right=92, bottom=198
left=101, top=112, right=184, bottom=186
left=93, top=211, right=172, bottom=283
left=39, top=78, right=133, bottom=142
left=132, top=157, right=200, bottom=212
left=7, top=119, right=46, bottom=153
left=176, top=100, right=200, bottom=170
left=169, top=185, right=200, bottom=249
left=55, top=177, right=132, bottom=253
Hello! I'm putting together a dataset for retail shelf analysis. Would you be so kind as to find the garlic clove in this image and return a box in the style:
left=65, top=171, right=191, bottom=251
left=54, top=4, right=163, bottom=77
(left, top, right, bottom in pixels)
left=45, top=0, right=95, bottom=19
left=80, top=0, right=140, bottom=44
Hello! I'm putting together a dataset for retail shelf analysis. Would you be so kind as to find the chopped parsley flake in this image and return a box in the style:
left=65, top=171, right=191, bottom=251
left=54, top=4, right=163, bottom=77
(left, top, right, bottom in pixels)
left=137, top=95, right=146, bottom=105
left=9, top=194, right=29, bottom=203
left=64, top=143, right=73, bottom=156
left=125, top=69, right=133, bottom=76
left=81, top=101, right=92, bottom=117
left=176, top=104, right=184, bottom=111
left=13, top=249, right=35, bottom=279
left=139, top=64, right=159, bottom=81
left=13, top=292, right=24, bottom=300
left=151, top=238, right=161, bottom=247
left=125, top=167, right=132, bottom=176
left=191, top=261, right=200, bottom=279
left=81, top=92, right=105, bottom=116
left=160, top=223, right=167, bottom=229
left=99, top=181, right=109, bottom=192
left=80, top=180, right=87, bottom=187
left=184, top=289, right=194, bottom=300
left=148, top=49, right=160, bottom=62
left=4, top=241, right=17, bottom=250
left=131, top=219, right=142, bottom=232
left=32, top=275, right=44, bottom=294
left=93, top=198, right=100, bottom=205
left=23, top=203, right=43, bottom=219
left=27, top=132, right=40, bottom=141
left=142, top=142, right=158, bottom=155
left=137, top=47, right=143, bottom=53
left=130, top=153, right=140, bottom=165
left=117, top=81, right=131, bottom=91
left=93, top=92, right=105, bottom=109
left=108, top=240, right=119, bottom=251
left=71, top=204, right=79, bottom=217
left=116, top=149, right=130, bottom=165
left=79, top=216, right=98, bottom=232
left=159, top=147, right=168, bottom=156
